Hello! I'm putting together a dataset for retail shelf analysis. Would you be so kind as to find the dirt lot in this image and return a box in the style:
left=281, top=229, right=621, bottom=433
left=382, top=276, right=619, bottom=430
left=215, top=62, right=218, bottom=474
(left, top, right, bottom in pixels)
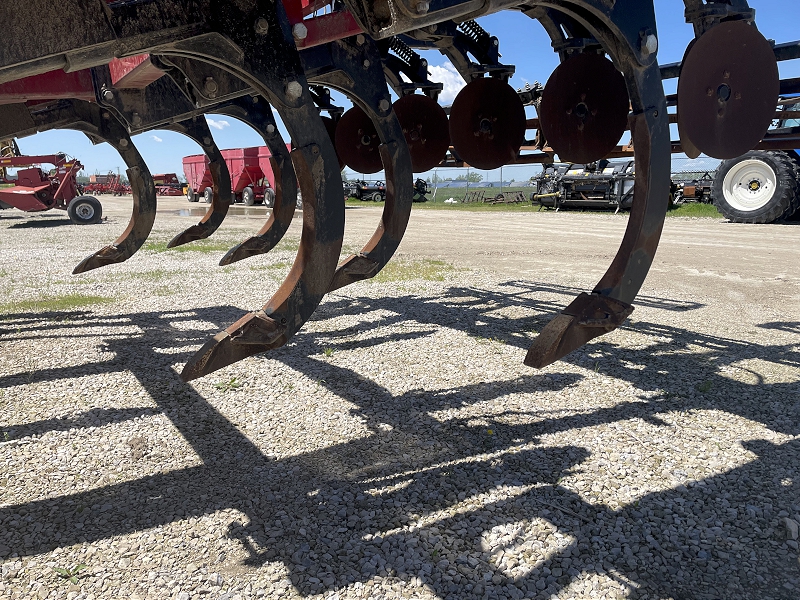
left=0, top=196, right=798, bottom=600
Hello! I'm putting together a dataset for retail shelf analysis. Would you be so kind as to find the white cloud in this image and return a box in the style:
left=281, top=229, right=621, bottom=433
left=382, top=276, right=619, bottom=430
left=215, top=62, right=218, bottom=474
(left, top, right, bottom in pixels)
left=206, top=118, right=231, bottom=130
left=151, top=135, right=163, bottom=143
left=427, top=62, right=466, bottom=106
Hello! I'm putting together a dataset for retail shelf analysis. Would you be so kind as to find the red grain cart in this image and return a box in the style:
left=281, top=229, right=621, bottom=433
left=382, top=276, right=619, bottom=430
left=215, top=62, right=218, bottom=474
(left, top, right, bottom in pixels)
left=0, top=153, right=102, bottom=224
left=183, top=146, right=276, bottom=206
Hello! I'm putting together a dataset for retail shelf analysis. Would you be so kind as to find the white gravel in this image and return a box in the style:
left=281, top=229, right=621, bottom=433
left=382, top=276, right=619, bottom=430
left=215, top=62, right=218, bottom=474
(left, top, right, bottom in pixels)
left=0, top=205, right=798, bottom=600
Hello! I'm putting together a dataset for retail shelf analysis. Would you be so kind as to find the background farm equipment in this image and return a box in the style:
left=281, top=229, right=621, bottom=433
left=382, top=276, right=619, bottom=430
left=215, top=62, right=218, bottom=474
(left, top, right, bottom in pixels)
left=183, top=147, right=276, bottom=206
left=532, top=160, right=636, bottom=212
left=0, top=0, right=798, bottom=380
left=153, top=173, right=183, bottom=196
left=0, top=153, right=102, bottom=224
left=345, top=180, right=386, bottom=202
left=83, top=172, right=130, bottom=196
left=708, top=99, right=800, bottom=223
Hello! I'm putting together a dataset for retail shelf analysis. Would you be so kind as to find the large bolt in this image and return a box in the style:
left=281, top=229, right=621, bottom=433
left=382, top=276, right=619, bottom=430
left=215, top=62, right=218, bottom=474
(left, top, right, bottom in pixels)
left=286, top=80, right=303, bottom=101
left=203, top=136, right=212, bottom=146
left=642, top=33, right=658, bottom=57
left=266, top=124, right=276, bottom=134
left=356, top=34, right=366, bottom=46
left=416, top=1, right=429, bottom=14
left=363, top=59, right=371, bottom=68
left=131, top=113, right=142, bottom=127
left=204, top=77, right=218, bottom=97
left=102, top=89, right=114, bottom=102
left=255, top=17, right=269, bottom=35
left=293, top=23, right=308, bottom=41
left=119, top=139, right=129, bottom=148
left=379, top=99, right=390, bottom=113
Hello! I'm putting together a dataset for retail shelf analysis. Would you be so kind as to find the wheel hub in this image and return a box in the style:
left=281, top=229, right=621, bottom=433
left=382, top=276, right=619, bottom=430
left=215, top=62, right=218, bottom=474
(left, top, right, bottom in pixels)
left=75, top=204, right=94, bottom=219
left=722, top=158, right=777, bottom=212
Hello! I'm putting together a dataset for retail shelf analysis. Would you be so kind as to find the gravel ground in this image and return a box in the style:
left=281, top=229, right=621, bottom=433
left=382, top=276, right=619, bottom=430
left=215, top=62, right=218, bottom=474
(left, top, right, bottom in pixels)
left=0, top=200, right=798, bottom=600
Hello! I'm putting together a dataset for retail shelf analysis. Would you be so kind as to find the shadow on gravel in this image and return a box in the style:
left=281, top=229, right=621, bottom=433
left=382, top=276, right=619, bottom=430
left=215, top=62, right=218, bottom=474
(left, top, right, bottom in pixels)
left=1, top=281, right=798, bottom=599
left=6, top=218, right=75, bottom=228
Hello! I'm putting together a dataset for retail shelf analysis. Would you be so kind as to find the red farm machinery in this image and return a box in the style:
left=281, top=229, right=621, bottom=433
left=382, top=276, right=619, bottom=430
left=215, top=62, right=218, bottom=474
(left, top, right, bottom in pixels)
left=0, top=152, right=102, bottom=224
left=183, top=146, right=277, bottom=206
left=83, top=171, right=130, bottom=196
left=0, top=0, right=797, bottom=383
left=153, top=173, right=184, bottom=196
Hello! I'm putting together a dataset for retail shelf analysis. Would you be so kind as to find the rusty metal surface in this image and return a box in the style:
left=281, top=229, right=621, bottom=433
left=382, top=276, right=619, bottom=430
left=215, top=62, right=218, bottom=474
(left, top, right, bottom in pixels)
left=335, top=104, right=382, bottom=174
left=523, top=3, right=670, bottom=369
left=216, top=95, right=299, bottom=266
left=448, top=77, right=525, bottom=170
left=166, top=116, right=233, bottom=248
left=393, top=94, right=450, bottom=173
left=539, top=53, right=630, bottom=164
left=678, top=20, right=780, bottom=160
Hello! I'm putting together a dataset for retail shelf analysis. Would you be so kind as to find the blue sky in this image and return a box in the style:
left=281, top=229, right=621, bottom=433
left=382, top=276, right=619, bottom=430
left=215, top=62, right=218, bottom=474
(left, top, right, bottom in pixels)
left=15, top=0, right=800, bottom=182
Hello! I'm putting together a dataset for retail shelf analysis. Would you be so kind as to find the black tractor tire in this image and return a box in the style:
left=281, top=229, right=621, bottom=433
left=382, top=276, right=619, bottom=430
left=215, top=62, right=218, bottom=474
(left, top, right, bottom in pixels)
left=67, top=196, right=103, bottom=225
left=242, top=186, right=255, bottom=206
left=203, top=187, right=213, bottom=204
left=187, top=186, right=197, bottom=202
left=371, top=191, right=383, bottom=202
left=263, top=188, right=275, bottom=208
left=712, top=151, right=800, bottom=223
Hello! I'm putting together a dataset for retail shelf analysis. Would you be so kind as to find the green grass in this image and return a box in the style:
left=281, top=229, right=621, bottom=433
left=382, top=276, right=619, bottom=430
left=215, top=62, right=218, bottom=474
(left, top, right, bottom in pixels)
left=0, top=294, right=114, bottom=315
left=346, top=188, right=536, bottom=212
left=667, top=202, right=722, bottom=218
left=142, top=238, right=240, bottom=253
left=372, top=258, right=455, bottom=283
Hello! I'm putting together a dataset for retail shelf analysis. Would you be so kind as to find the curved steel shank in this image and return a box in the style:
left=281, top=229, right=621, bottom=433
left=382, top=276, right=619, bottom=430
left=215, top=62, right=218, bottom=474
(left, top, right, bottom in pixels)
left=165, top=116, right=234, bottom=248
left=0, top=99, right=157, bottom=274
left=302, top=36, right=414, bottom=291
left=524, top=0, right=671, bottom=367
left=215, top=95, right=299, bottom=266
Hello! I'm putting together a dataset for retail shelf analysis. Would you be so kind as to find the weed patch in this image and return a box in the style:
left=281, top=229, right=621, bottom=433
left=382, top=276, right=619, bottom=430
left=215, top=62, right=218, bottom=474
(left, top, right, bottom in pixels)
left=372, top=259, right=455, bottom=283
left=0, top=294, right=114, bottom=315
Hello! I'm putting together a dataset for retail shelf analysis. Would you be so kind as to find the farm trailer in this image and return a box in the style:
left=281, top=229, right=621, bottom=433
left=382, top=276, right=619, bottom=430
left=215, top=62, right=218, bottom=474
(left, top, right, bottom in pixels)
left=184, top=146, right=277, bottom=206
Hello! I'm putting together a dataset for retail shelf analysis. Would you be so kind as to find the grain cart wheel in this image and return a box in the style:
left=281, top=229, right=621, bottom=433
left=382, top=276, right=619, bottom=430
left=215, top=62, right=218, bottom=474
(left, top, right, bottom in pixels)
left=263, top=188, right=275, bottom=208
left=67, top=196, right=102, bottom=225
left=242, top=186, right=255, bottom=206
left=712, top=151, right=800, bottom=223
left=202, top=187, right=213, bottom=203
left=187, top=186, right=198, bottom=202
left=371, top=191, right=383, bottom=202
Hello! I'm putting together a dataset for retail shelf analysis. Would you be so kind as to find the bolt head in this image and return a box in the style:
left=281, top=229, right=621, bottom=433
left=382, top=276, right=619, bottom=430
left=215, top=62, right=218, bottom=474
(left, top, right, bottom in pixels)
left=119, top=139, right=129, bottom=148
left=363, top=59, right=371, bottom=68
left=293, top=23, right=308, bottom=40
left=102, top=89, right=114, bottom=102
left=286, top=81, right=303, bottom=101
left=204, top=78, right=218, bottom=95
left=379, top=99, right=390, bottom=112
left=266, top=124, right=276, bottom=134
left=255, top=17, right=269, bottom=35
left=416, top=1, right=429, bottom=14
left=203, top=137, right=212, bottom=146
left=356, top=34, right=366, bottom=46
left=643, top=34, right=658, bottom=56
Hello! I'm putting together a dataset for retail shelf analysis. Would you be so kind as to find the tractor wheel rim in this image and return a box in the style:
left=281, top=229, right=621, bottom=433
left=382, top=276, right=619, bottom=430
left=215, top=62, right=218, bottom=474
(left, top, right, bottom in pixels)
left=723, top=159, right=776, bottom=212
left=76, top=204, right=95, bottom=219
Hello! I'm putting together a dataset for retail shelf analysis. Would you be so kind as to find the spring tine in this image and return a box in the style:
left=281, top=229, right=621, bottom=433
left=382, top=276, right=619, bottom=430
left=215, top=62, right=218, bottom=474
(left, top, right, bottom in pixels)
left=215, top=97, right=298, bottom=266
left=166, top=116, right=232, bottom=247
left=525, top=60, right=671, bottom=368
